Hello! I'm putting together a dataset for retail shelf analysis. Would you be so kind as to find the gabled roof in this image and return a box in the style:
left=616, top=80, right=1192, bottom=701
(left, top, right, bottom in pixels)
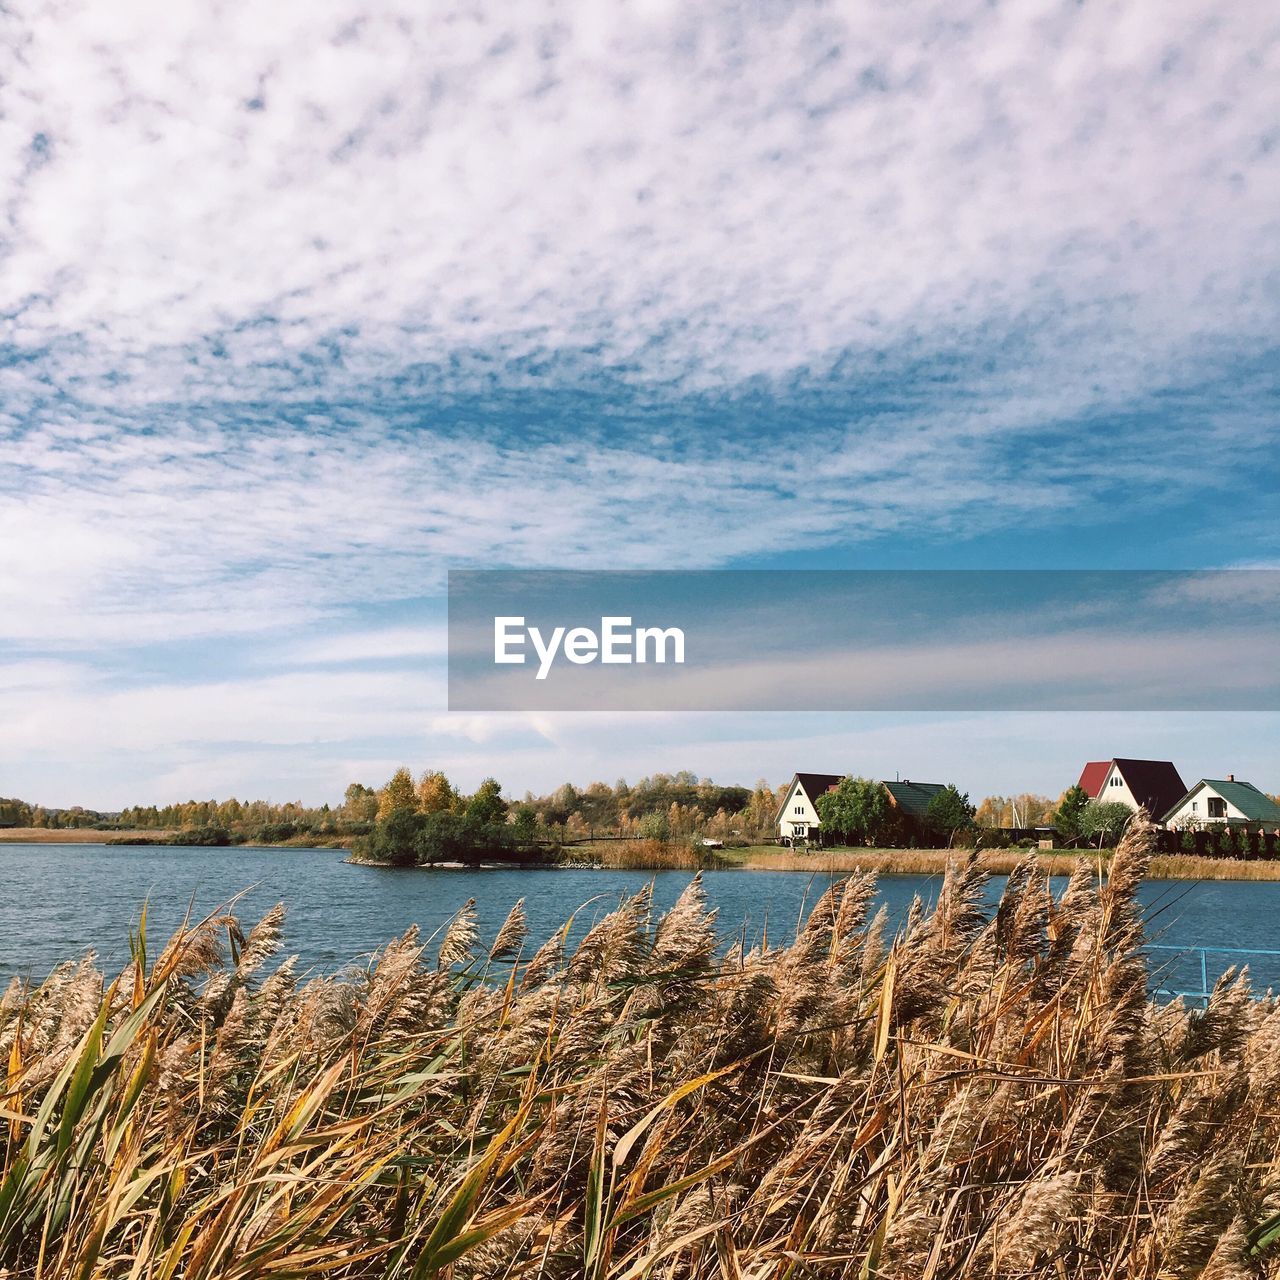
left=1077, top=761, right=1111, bottom=798
left=1163, top=779, right=1280, bottom=824
left=774, top=772, right=843, bottom=823
left=796, top=773, right=843, bottom=804
left=1078, top=758, right=1185, bottom=817
left=882, top=780, right=946, bottom=820
left=1111, top=759, right=1187, bottom=820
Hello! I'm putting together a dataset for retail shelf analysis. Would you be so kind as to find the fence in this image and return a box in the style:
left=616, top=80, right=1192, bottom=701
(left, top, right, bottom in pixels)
left=981, top=826, right=1280, bottom=858
left=1146, top=944, right=1280, bottom=1005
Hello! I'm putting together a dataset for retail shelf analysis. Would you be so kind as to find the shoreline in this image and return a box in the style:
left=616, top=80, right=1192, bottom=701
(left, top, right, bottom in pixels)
left=348, top=846, right=1280, bottom=882
left=730, top=846, right=1280, bottom=881
left=0, top=828, right=352, bottom=850
left=5, top=835, right=1280, bottom=881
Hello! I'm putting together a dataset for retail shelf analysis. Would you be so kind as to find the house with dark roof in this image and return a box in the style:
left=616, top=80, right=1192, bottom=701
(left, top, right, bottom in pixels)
left=1161, top=776, right=1280, bottom=830
left=775, top=774, right=949, bottom=843
left=774, top=772, right=843, bottom=842
left=1076, top=758, right=1186, bottom=821
left=882, top=779, right=947, bottom=825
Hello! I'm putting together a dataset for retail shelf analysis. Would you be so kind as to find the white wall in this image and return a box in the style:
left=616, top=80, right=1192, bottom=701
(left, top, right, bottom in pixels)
left=1164, top=784, right=1251, bottom=828
left=777, top=779, right=823, bottom=839
left=1096, top=763, right=1141, bottom=812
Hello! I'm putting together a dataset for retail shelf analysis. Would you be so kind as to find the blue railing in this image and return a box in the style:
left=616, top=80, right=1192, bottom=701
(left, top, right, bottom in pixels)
left=1145, top=944, right=1280, bottom=1006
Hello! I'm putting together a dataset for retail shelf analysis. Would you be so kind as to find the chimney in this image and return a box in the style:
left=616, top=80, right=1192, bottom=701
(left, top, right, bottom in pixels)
left=1227, top=773, right=1235, bottom=782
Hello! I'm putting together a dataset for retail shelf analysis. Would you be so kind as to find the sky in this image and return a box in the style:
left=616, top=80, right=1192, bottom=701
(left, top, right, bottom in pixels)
left=2, top=0, right=1279, bottom=809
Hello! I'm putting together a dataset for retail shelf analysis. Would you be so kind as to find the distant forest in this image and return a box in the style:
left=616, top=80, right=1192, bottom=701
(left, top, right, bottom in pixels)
left=0, top=771, right=782, bottom=845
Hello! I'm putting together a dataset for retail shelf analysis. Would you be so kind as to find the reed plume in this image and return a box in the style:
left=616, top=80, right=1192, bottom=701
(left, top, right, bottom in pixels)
left=2, top=852, right=1278, bottom=1279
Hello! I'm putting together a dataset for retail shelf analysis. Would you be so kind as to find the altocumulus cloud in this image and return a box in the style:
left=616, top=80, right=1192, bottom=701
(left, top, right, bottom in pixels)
left=2, top=0, right=1280, bottom=800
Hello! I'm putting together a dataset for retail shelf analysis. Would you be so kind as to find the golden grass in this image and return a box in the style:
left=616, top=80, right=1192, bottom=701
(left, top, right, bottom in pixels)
left=736, top=844, right=1280, bottom=881
left=578, top=838, right=718, bottom=871
left=3, top=813, right=1279, bottom=1278
left=0, top=827, right=179, bottom=844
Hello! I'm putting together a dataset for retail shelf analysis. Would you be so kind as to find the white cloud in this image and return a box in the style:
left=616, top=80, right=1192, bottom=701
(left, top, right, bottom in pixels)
left=287, top=626, right=450, bottom=665
left=1, top=1, right=1277, bottom=392
left=2, top=1, right=1279, bottom=801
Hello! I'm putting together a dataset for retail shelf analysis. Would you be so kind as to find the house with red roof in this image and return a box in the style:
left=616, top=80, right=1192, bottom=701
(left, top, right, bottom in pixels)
left=1076, top=758, right=1187, bottom=821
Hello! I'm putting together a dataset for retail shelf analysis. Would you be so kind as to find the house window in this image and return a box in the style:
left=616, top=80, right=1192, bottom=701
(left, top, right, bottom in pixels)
left=1208, top=797, right=1227, bottom=819
left=1191, top=801, right=1198, bottom=812
left=795, top=805, right=803, bottom=814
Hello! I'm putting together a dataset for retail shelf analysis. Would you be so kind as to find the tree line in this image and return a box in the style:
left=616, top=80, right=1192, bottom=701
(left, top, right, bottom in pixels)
left=9, top=774, right=1267, bottom=853
left=355, top=769, right=783, bottom=866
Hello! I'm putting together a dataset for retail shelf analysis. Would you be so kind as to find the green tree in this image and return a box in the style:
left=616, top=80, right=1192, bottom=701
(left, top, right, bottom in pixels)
left=1078, top=800, right=1132, bottom=848
left=511, top=803, right=538, bottom=844
left=371, top=808, right=422, bottom=866
left=640, top=810, right=670, bottom=840
left=466, top=778, right=508, bottom=826
left=815, top=777, right=890, bottom=846
left=925, top=785, right=976, bottom=847
left=1053, top=785, right=1090, bottom=844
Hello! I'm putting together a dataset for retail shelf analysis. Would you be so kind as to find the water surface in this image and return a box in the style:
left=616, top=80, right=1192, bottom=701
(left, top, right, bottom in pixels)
left=1, top=843, right=1277, bottom=998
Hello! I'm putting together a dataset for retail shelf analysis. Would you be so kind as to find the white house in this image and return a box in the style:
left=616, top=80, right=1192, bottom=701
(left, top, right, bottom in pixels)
left=1076, top=758, right=1186, bottom=820
left=774, top=772, right=842, bottom=843
left=1161, top=776, right=1280, bottom=830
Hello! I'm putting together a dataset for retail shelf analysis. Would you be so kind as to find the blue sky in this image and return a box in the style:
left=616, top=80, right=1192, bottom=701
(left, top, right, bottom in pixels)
left=2, top=0, right=1279, bottom=807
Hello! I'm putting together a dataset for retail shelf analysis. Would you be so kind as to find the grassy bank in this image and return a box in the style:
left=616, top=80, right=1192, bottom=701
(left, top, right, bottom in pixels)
left=0, top=826, right=180, bottom=844
left=2, top=814, right=1278, bottom=1278
left=0, top=827, right=351, bottom=850
left=726, top=842, right=1280, bottom=881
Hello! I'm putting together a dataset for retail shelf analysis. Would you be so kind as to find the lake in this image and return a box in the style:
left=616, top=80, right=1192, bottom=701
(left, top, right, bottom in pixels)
left=2, top=843, right=1279, bottom=999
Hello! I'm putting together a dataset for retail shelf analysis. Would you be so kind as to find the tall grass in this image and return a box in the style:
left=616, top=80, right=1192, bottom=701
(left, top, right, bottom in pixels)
left=743, top=845, right=1280, bottom=881
left=582, top=838, right=719, bottom=871
left=3, top=813, right=1278, bottom=1277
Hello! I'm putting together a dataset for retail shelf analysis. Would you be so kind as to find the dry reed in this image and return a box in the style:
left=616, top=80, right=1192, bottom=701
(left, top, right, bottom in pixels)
left=3, top=812, right=1278, bottom=1278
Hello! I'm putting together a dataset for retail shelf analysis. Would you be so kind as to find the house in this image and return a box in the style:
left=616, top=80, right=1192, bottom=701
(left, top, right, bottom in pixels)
left=1161, top=776, right=1280, bottom=830
left=774, top=772, right=843, bottom=842
left=774, top=774, right=947, bottom=843
left=883, top=779, right=947, bottom=828
left=1076, top=758, right=1186, bottom=820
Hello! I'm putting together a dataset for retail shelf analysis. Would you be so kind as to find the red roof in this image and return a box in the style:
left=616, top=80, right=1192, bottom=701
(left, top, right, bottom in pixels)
left=1077, top=761, right=1110, bottom=798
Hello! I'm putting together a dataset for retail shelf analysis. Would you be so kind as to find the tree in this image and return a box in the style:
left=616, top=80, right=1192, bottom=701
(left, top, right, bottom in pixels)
left=413, top=770, right=454, bottom=815
left=926, top=785, right=976, bottom=847
left=815, top=777, right=890, bottom=846
left=1053, top=785, right=1091, bottom=844
left=466, top=778, right=508, bottom=826
left=415, top=812, right=513, bottom=866
left=975, top=793, right=1056, bottom=828
left=371, top=808, right=422, bottom=866
left=343, top=783, right=379, bottom=824
left=377, top=768, right=419, bottom=822
left=511, top=803, right=538, bottom=844
left=1078, top=800, right=1132, bottom=848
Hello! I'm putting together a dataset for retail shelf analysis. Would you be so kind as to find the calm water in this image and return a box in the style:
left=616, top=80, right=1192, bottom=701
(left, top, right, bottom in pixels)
left=2, top=844, right=1278, bottom=998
